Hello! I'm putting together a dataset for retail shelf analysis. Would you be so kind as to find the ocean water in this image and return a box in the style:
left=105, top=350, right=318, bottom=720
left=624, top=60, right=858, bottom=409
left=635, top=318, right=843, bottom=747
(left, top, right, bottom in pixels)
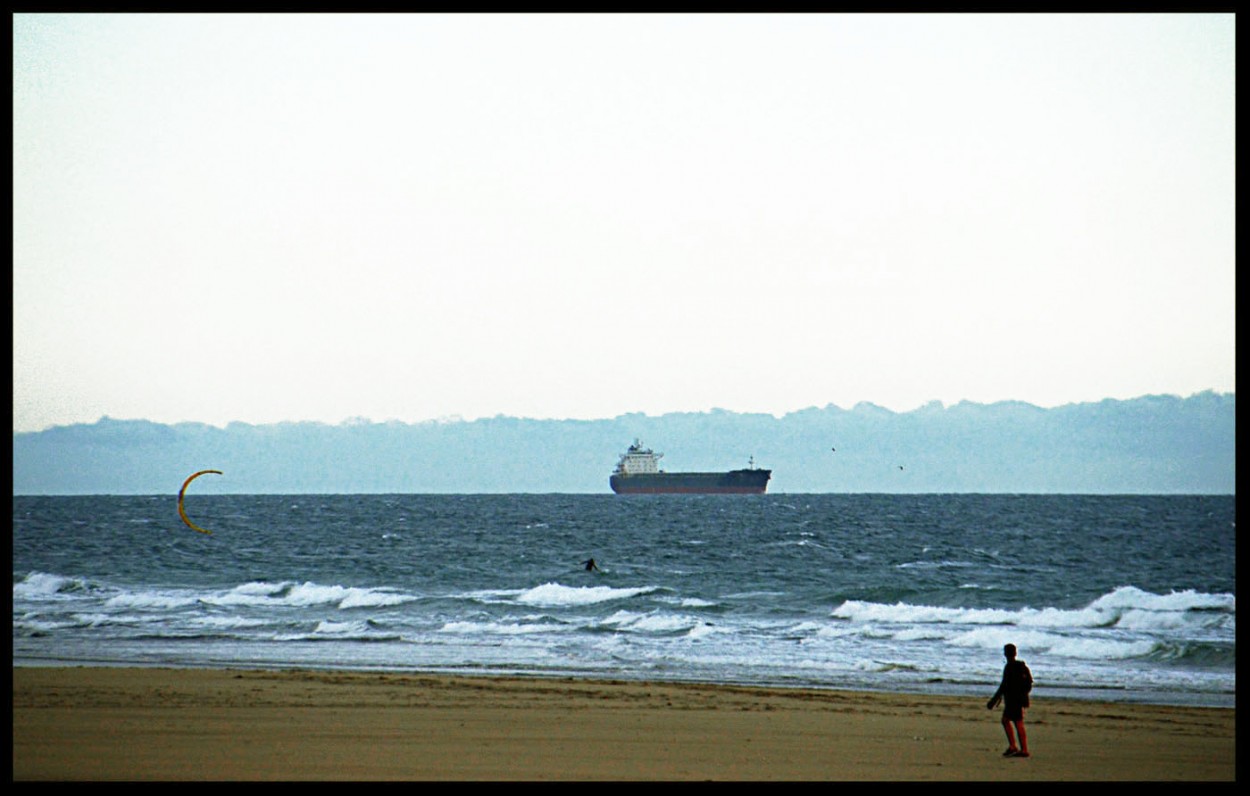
left=12, top=494, right=1235, bottom=708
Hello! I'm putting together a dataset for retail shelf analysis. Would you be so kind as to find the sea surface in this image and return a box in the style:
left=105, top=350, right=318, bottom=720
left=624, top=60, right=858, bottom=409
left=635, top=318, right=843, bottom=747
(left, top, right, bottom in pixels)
left=12, top=494, right=1235, bottom=708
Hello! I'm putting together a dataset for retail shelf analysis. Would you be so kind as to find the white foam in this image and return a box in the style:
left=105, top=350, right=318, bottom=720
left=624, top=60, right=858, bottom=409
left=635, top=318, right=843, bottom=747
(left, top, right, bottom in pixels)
left=831, top=586, right=1235, bottom=632
left=1090, top=585, right=1235, bottom=613
left=515, top=582, right=655, bottom=607
left=207, top=580, right=415, bottom=610
left=440, top=620, right=567, bottom=635
left=13, top=572, right=84, bottom=599
left=104, top=591, right=201, bottom=610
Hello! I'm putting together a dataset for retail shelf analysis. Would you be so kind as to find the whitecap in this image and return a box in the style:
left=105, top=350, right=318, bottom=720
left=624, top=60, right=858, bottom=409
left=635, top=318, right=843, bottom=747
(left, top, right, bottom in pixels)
left=515, top=582, right=654, bottom=607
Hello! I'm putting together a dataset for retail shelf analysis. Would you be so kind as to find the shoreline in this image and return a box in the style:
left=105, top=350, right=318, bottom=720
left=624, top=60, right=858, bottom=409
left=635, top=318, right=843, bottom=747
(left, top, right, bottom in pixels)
left=11, top=658, right=1234, bottom=711
left=12, top=665, right=1236, bottom=781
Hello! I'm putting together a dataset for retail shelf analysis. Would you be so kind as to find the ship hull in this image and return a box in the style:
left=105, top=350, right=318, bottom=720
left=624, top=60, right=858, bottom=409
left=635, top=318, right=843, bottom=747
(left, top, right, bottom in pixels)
left=610, top=469, right=771, bottom=495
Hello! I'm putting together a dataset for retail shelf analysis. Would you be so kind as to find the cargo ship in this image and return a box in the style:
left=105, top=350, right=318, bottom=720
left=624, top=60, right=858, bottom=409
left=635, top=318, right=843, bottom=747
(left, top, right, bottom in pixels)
left=609, top=439, right=771, bottom=494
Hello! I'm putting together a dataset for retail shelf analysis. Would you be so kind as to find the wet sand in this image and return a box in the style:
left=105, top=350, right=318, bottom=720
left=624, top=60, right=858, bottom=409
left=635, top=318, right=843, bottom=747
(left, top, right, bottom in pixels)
left=11, top=666, right=1235, bottom=780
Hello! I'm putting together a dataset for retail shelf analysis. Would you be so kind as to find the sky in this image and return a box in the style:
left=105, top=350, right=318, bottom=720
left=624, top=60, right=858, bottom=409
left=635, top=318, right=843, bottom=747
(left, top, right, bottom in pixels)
left=13, top=13, right=1236, bottom=433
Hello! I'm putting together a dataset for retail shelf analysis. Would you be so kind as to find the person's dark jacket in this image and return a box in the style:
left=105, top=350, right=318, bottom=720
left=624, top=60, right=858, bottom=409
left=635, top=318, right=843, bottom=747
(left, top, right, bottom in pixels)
left=990, top=659, right=1033, bottom=709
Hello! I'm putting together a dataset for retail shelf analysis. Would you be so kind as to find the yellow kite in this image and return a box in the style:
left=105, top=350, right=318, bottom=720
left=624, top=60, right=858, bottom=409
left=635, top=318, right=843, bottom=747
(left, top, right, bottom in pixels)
left=177, top=469, right=222, bottom=535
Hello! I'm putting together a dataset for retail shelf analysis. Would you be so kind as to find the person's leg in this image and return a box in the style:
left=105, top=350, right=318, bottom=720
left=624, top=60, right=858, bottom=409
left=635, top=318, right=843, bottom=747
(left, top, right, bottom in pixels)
left=1001, top=715, right=1018, bottom=753
left=1013, top=720, right=1029, bottom=756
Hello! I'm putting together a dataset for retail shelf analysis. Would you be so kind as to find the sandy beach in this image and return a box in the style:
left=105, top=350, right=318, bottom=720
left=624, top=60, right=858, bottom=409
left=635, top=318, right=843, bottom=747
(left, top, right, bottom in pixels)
left=11, top=666, right=1234, bottom=781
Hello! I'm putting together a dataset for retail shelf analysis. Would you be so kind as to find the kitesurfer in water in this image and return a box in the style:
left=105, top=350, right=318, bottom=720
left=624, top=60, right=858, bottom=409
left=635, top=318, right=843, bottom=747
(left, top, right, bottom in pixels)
left=583, top=558, right=601, bottom=572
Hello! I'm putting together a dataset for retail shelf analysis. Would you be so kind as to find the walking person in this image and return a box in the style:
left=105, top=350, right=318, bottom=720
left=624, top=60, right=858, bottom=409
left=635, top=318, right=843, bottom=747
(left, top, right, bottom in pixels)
left=987, top=643, right=1033, bottom=757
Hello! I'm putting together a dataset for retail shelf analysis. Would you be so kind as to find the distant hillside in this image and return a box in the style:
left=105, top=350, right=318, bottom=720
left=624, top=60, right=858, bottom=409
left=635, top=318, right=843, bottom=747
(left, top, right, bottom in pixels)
left=11, top=392, right=1235, bottom=494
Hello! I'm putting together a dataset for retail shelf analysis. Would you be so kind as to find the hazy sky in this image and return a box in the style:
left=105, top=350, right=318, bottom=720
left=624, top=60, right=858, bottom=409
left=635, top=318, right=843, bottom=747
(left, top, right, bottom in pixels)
left=13, top=13, right=1235, bottom=432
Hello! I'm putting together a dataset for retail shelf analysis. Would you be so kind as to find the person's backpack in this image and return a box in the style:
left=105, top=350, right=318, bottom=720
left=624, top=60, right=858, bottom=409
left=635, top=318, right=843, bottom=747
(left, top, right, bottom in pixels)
left=1019, top=661, right=1033, bottom=695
